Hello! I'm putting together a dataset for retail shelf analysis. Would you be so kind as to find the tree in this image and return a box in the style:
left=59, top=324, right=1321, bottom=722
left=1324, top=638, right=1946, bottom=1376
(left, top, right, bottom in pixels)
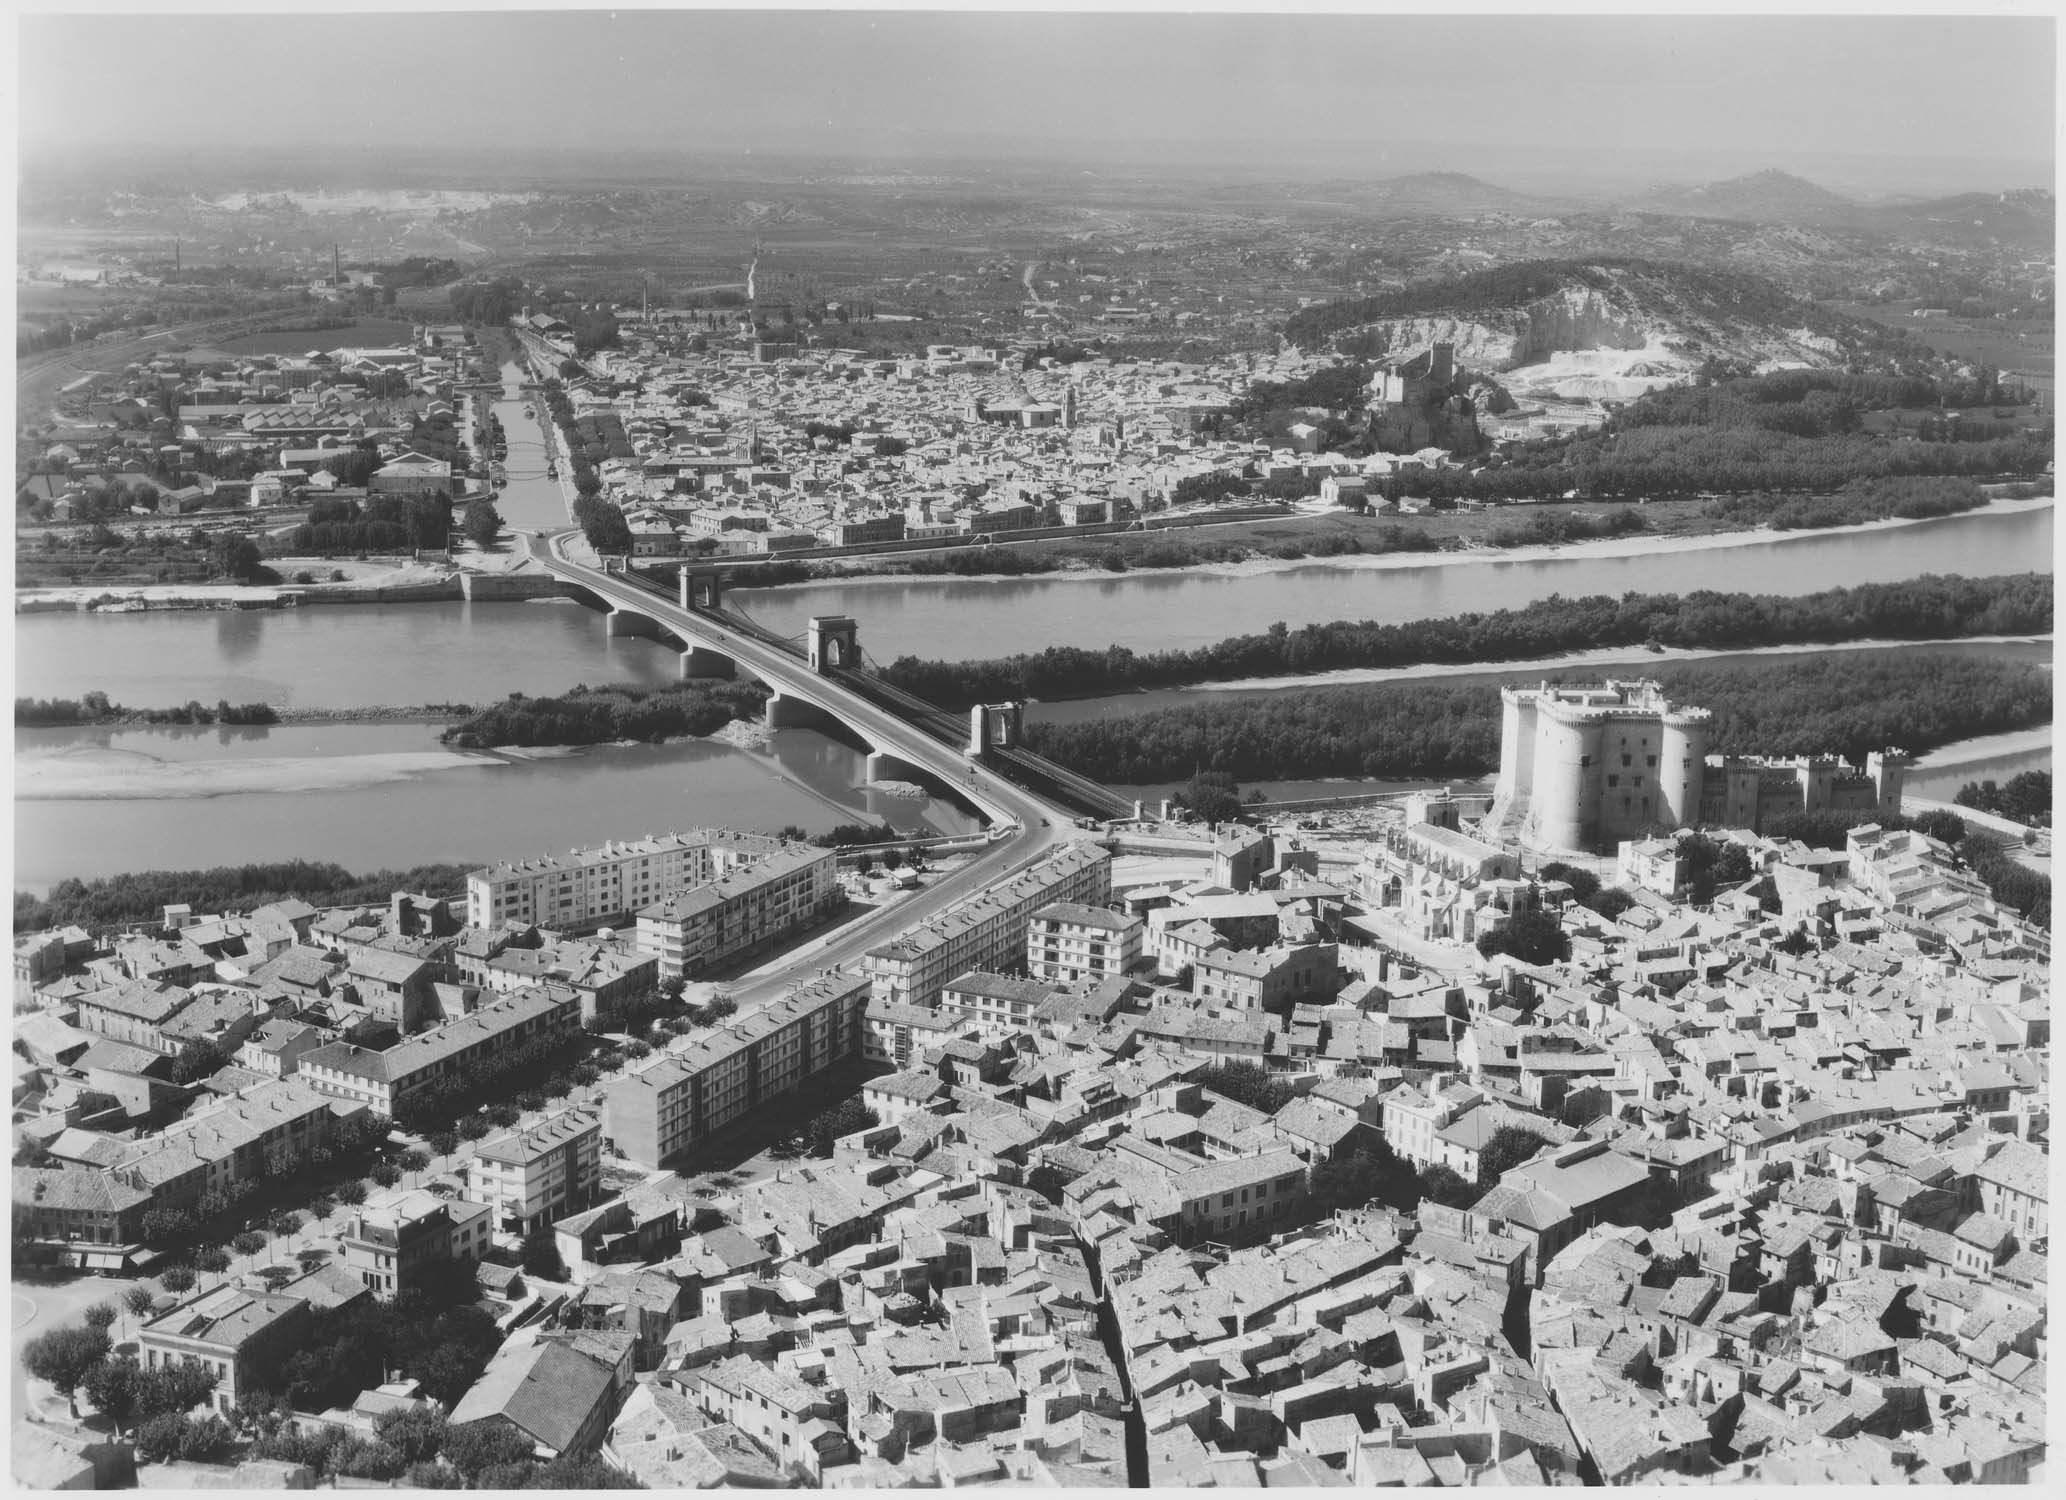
left=802, top=1098, right=879, bottom=1156
left=336, top=1180, right=368, bottom=1206
left=1174, top=770, right=1245, bottom=826
left=83, top=1302, right=118, bottom=1332
left=126, top=1285, right=159, bottom=1316
left=1589, top=888, right=1637, bottom=920
left=462, top=497, right=503, bottom=548
left=172, top=1037, right=232, bottom=1084
left=81, top=1356, right=142, bottom=1430
left=1418, top=1165, right=1479, bottom=1210
left=1196, top=1062, right=1295, bottom=1114
left=520, top=1226, right=566, bottom=1281
left=1910, top=808, right=1968, bottom=845
left=1477, top=1126, right=1553, bottom=1187
left=1310, top=1151, right=1407, bottom=1213
left=159, top=1266, right=196, bottom=1294
left=398, top=1148, right=431, bottom=1173
left=22, top=1324, right=111, bottom=1396
left=441, top=1420, right=537, bottom=1479
left=1476, top=910, right=1570, bottom=967
left=141, top=1204, right=193, bottom=1243
left=231, top=1231, right=266, bottom=1256
left=210, top=532, right=264, bottom=582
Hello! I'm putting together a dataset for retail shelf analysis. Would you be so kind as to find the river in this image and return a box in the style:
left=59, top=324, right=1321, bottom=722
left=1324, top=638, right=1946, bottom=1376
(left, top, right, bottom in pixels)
left=731, top=501, right=2055, bottom=663
left=12, top=504, right=2050, bottom=893
left=13, top=721, right=980, bottom=894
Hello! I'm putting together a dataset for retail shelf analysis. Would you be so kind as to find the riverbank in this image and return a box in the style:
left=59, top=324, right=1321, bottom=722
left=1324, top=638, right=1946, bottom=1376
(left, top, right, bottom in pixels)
left=761, top=492, right=2055, bottom=593
left=15, top=745, right=503, bottom=802
left=1180, top=633, right=2056, bottom=698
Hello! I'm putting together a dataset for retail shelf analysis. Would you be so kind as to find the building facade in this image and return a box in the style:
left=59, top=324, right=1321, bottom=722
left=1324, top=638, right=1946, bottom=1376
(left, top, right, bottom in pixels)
left=864, top=844, right=1111, bottom=1009
left=1025, top=902, right=1141, bottom=984
left=467, top=1108, right=602, bottom=1237
left=604, top=973, right=868, bottom=1169
left=1490, top=679, right=1904, bottom=852
left=468, top=830, right=819, bottom=932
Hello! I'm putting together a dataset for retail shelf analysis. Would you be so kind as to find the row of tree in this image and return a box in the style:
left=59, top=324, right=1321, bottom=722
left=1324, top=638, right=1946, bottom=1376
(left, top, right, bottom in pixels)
left=1956, top=771, right=2050, bottom=827
left=16, top=693, right=278, bottom=728
left=13, top=858, right=471, bottom=937
left=880, top=572, right=2052, bottom=707
left=1021, top=654, right=2053, bottom=787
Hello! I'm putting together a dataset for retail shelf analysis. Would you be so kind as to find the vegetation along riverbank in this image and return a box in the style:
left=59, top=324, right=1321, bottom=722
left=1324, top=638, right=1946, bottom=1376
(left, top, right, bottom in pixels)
left=882, top=571, right=2054, bottom=706
left=1023, top=654, right=2053, bottom=788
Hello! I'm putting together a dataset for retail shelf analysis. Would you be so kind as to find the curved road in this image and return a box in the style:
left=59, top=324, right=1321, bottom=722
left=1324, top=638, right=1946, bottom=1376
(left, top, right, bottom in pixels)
left=541, top=533, right=1083, bottom=1011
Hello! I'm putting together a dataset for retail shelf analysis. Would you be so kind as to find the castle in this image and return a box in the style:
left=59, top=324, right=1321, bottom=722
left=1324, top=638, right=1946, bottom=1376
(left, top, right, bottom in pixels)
left=1367, top=340, right=1481, bottom=455
left=1484, top=680, right=1906, bottom=853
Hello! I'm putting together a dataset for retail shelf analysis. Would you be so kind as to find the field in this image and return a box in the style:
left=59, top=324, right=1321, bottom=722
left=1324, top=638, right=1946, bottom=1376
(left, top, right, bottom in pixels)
left=216, top=316, right=419, bottom=354
left=1832, top=303, right=2056, bottom=391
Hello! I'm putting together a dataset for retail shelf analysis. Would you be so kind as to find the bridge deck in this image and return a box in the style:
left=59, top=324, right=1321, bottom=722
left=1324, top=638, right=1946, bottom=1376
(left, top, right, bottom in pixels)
left=540, top=550, right=1131, bottom=820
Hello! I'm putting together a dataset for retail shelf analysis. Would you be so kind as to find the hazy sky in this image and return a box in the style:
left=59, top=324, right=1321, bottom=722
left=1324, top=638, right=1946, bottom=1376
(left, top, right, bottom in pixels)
left=18, top=9, right=2057, bottom=187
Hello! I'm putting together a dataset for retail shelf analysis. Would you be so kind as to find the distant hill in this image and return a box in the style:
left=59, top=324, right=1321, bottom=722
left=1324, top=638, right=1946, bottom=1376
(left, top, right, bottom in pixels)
left=1631, top=169, right=1861, bottom=226
left=1348, top=172, right=1546, bottom=215
left=1863, top=188, right=2055, bottom=254
left=1282, top=257, right=1880, bottom=374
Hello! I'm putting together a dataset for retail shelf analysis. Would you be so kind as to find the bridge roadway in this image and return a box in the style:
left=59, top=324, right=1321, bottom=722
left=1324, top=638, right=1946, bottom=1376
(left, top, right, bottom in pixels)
left=536, top=533, right=1082, bottom=1011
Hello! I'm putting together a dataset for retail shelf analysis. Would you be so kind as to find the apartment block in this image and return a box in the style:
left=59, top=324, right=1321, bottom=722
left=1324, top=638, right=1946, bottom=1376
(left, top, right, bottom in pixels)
left=604, top=973, right=868, bottom=1169
left=1025, top=901, right=1141, bottom=984
left=634, top=841, right=840, bottom=979
left=467, top=830, right=814, bottom=931
left=467, top=1107, right=603, bottom=1236
left=298, top=984, right=580, bottom=1115
left=863, top=844, right=1111, bottom=1009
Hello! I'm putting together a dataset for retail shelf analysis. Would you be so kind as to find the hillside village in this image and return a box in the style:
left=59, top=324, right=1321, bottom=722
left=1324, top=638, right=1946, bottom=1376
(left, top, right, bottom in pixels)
left=12, top=769, right=2049, bottom=1486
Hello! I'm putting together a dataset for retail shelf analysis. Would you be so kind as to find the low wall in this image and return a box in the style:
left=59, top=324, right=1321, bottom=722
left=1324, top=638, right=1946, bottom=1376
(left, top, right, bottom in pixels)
left=1248, top=790, right=1431, bottom=815
left=301, top=579, right=464, bottom=605
left=460, top=571, right=577, bottom=601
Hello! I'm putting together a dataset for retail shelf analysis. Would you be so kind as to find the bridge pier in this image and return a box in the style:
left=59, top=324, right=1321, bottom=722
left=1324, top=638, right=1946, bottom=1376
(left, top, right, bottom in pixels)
left=606, top=605, right=666, bottom=640
left=865, top=750, right=933, bottom=788
left=763, top=691, right=848, bottom=734
left=680, top=646, right=735, bottom=680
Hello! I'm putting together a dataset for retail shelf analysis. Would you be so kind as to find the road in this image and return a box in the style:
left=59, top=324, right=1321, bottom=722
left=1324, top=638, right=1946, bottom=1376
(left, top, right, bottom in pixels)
left=540, top=533, right=1082, bottom=1010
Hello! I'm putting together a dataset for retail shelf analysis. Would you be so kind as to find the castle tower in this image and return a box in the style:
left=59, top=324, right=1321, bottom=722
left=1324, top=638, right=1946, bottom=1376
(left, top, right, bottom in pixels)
left=1062, top=386, right=1078, bottom=429
left=1657, top=707, right=1712, bottom=829
left=1429, top=340, right=1454, bottom=389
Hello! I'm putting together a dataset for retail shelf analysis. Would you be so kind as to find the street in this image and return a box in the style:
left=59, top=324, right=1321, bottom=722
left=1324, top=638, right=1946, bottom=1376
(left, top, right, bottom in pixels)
left=541, top=533, right=1085, bottom=1013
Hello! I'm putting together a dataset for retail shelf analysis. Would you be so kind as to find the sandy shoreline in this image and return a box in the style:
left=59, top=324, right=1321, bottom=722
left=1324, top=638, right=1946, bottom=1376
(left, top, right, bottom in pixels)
left=1911, top=726, right=2054, bottom=770
left=15, top=749, right=503, bottom=802
left=760, top=494, right=2053, bottom=593
left=1184, top=634, right=2055, bottom=696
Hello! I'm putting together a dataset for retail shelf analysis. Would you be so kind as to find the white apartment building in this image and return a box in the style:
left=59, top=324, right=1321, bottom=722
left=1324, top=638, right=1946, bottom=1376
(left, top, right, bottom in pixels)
left=635, top=842, right=839, bottom=979
left=465, top=1106, right=602, bottom=1236
left=466, top=830, right=806, bottom=931
left=1025, top=901, right=1142, bottom=984
left=863, top=844, right=1111, bottom=1009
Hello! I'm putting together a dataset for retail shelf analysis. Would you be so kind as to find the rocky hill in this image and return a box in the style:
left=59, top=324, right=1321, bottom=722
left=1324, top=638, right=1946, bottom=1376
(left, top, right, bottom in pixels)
left=1282, top=258, right=1875, bottom=377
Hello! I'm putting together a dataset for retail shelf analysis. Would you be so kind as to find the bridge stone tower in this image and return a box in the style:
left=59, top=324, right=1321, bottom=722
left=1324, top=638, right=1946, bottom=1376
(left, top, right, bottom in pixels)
left=966, top=701, right=1025, bottom=758
left=807, top=616, right=860, bottom=674
left=680, top=568, right=723, bottom=611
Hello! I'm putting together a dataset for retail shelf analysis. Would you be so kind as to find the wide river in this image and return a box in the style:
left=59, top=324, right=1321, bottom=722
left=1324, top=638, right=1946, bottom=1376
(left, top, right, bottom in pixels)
left=11, top=503, right=2051, bottom=893
left=734, top=500, right=2055, bottom=662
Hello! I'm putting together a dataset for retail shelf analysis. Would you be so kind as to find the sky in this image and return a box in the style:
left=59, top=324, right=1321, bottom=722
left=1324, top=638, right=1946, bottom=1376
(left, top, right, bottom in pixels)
left=16, top=9, right=2057, bottom=192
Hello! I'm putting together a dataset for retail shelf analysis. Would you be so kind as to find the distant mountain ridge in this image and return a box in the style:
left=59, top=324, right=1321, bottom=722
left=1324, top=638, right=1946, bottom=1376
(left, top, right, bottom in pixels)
left=1634, top=168, right=1859, bottom=225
